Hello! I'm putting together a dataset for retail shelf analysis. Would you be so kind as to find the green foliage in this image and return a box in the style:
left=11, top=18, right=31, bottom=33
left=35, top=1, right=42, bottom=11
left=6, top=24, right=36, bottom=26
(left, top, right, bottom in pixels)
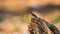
left=50, top=16, right=60, bottom=24
left=23, top=14, right=29, bottom=23
left=54, top=16, right=60, bottom=22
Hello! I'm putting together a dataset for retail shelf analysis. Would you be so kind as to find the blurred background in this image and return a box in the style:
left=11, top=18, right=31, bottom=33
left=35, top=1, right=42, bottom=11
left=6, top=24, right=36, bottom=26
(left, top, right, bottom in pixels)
left=0, top=0, right=60, bottom=34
